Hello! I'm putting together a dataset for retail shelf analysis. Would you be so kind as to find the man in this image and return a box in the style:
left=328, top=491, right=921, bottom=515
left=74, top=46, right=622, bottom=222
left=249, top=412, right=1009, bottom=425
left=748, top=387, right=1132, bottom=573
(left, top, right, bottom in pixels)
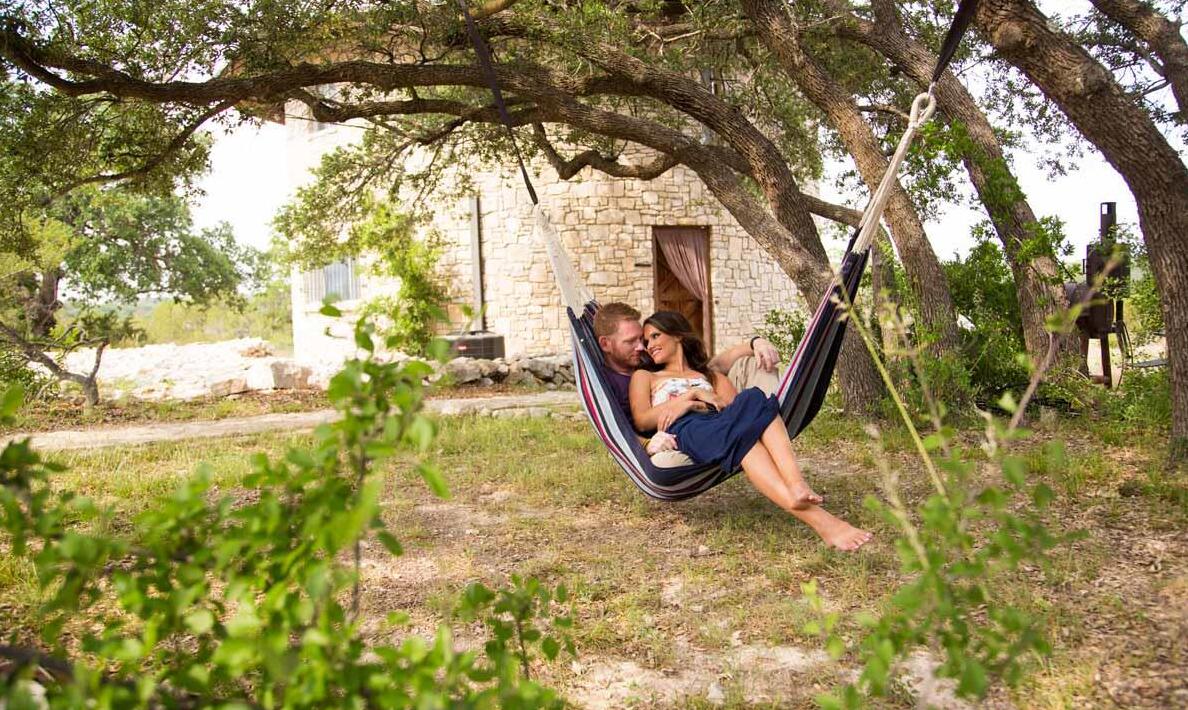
left=593, top=302, right=782, bottom=464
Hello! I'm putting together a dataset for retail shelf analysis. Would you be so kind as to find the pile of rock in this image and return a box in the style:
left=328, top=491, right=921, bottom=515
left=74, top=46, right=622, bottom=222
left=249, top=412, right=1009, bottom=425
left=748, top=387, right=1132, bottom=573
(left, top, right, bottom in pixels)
left=60, top=339, right=317, bottom=401
left=55, top=339, right=576, bottom=401
left=439, top=354, right=575, bottom=388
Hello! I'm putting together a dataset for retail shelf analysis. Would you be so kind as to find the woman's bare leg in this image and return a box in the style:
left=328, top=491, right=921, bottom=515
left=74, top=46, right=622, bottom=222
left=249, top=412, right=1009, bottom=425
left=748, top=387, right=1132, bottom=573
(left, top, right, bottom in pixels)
left=740, top=445, right=872, bottom=551
left=759, top=419, right=822, bottom=508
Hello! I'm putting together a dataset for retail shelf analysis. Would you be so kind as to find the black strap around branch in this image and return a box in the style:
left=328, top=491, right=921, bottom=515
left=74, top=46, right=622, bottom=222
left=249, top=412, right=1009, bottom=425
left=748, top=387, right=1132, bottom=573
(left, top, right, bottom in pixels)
left=457, top=0, right=539, bottom=205
left=932, top=0, right=979, bottom=83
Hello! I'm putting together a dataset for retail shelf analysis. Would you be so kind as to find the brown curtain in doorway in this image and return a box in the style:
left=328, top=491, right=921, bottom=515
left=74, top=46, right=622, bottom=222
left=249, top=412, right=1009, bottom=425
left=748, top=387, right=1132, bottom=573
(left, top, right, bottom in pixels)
left=655, top=230, right=708, bottom=302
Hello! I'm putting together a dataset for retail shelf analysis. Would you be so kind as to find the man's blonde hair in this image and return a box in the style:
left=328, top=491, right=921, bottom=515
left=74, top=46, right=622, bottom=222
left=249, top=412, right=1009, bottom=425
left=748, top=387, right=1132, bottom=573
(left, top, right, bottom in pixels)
left=593, top=302, right=641, bottom=338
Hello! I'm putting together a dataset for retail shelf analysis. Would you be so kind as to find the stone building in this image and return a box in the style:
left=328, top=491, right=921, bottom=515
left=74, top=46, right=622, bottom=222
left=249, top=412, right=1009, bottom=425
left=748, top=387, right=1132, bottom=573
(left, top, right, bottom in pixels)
left=284, top=103, right=804, bottom=363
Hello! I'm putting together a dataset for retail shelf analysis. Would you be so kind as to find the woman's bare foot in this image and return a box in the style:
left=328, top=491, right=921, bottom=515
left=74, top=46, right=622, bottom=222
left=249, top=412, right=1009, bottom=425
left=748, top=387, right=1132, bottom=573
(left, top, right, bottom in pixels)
left=809, top=513, right=872, bottom=551
left=788, top=482, right=824, bottom=510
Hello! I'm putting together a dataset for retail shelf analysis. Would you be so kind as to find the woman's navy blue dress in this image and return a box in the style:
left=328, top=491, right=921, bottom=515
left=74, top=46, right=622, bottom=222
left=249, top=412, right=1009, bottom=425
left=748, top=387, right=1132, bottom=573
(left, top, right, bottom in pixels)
left=668, top=387, right=779, bottom=474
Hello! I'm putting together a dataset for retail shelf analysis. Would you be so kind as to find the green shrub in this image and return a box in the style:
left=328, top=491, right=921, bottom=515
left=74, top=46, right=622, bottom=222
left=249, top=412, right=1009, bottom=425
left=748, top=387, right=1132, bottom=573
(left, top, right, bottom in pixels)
left=280, top=198, right=450, bottom=356
left=1107, top=367, right=1171, bottom=428
left=810, top=295, right=1070, bottom=709
left=0, top=343, right=53, bottom=400
left=757, top=308, right=807, bottom=361
left=129, top=279, right=293, bottom=348
left=943, top=239, right=1030, bottom=397
left=0, top=312, right=569, bottom=708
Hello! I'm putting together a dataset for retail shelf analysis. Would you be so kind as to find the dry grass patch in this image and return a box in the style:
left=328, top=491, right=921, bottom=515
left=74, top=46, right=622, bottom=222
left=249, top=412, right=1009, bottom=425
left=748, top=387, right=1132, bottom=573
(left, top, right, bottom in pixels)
left=2, top=410, right=1184, bottom=707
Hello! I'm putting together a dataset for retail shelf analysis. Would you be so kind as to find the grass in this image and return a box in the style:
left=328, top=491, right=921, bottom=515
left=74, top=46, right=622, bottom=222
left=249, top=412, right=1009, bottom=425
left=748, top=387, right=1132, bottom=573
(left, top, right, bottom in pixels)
left=2, top=406, right=1185, bottom=707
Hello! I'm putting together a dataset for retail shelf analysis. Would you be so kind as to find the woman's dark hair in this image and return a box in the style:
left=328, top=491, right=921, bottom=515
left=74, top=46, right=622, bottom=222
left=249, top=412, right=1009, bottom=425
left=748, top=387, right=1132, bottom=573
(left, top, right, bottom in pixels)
left=642, top=311, right=712, bottom=380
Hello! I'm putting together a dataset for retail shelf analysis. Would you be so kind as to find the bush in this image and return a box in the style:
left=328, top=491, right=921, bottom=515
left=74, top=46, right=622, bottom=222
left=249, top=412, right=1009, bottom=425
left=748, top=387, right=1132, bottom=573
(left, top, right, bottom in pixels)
left=942, top=240, right=1030, bottom=397
left=0, top=313, right=570, bottom=708
left=757, top=308, right=807, bottom=361
left=1107, top=367, right=1172, bottom=428
left=810, top=298, right=1069, bottom=709
left=131, top=279, right=293, bottom=348
left=0, top=342, right=54, bottom=400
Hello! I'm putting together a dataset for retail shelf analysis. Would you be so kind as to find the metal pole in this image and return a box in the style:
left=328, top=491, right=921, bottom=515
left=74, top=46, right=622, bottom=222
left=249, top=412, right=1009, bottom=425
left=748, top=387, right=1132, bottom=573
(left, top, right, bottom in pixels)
left=469, top=195, right=486, bottom=331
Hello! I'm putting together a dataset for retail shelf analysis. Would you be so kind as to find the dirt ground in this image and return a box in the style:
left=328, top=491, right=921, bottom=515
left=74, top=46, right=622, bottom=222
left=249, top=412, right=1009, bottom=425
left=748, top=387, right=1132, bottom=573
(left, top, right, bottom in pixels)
left=342, top=419, right=1188, bottom=708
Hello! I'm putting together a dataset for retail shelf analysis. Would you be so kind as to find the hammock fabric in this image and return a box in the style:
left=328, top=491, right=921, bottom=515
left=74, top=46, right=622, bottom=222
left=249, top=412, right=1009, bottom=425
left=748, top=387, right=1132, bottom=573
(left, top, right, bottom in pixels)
left=459, top=0, right=978, bottom=501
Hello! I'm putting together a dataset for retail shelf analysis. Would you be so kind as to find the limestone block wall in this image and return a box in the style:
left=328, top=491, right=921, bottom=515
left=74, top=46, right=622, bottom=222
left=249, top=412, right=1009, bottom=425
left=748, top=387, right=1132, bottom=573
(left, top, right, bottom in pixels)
left=422, top=160, right=803, bottom=357
left=285, top=111, right=804, bottom=362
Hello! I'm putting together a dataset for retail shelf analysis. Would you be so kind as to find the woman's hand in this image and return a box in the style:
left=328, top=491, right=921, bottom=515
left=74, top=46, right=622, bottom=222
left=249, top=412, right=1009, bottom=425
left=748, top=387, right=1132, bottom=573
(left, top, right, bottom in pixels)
left=657, top=392, right=707, bottom=432
left=689, top=388, right=725, bottom=410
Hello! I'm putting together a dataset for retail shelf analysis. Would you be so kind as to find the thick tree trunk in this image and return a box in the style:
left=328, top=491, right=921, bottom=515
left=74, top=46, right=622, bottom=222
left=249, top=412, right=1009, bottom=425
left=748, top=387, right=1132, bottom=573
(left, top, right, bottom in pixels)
left=834, top=0, right=1078, bottom=364
left=566, top=41, right=887, bottom=413
left=1088, top=0, right=1188, bottom=119
left=976, top=0, right=1188, bottom=462
left=742, top=0, right=961, bottom=356
left=27, top=268, right=62, bottom=338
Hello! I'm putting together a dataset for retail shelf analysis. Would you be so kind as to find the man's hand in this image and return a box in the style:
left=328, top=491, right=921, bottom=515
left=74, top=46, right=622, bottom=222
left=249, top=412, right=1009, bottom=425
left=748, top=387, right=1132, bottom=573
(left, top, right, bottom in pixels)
left=752, top=337, right=780, bottom=371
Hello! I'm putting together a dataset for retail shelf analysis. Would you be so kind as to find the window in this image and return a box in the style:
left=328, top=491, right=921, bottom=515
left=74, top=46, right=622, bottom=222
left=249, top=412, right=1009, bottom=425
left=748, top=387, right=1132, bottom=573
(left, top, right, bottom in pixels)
left=303, top=259, right=361, bottom=305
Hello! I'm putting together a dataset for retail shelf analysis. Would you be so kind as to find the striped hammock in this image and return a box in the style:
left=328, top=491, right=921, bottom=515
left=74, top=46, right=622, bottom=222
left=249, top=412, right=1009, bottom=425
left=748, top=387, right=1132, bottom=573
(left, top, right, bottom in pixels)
left=535, top=207, right=870, bottom=501
left=459, top=0, right=978, bottom=501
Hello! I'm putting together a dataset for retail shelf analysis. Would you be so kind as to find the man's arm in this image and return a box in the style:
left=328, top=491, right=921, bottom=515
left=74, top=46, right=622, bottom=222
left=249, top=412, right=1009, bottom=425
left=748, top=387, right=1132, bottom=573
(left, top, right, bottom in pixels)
left=708, top=337, right=780, bottom=374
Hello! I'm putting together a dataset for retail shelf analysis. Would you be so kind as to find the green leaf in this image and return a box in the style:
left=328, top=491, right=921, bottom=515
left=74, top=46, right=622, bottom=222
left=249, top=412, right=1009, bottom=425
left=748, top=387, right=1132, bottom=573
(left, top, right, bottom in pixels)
left=1001, top=456, right=1026, bottom=487
left=355, top=327, right=374, bottom=352
left=185, top=609, right=215, bottom=635
left=541, top=636, right=560, bottom=660
left=1032, top=482, right=1055, bottom=508
left=998, top=391, right=1018, bottom=413
left=957, top=660, right=988, bottom=698
left=0, top=385, right=24, bottom=418
left=320, top=302, right=343, bottom=317
left=406, top=416, right=436, bottom=452
left=377, top=531, right=403, bottom=556
left=302, top=628, right=331, bottom=647
left=418, top=462, right=450, bottom=499
left=825, top=636, right=846, bottom=660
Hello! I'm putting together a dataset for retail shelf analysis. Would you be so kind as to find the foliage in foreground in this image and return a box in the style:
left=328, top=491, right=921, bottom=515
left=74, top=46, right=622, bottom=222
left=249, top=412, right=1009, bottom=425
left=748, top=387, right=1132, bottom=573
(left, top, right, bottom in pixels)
left=806, top=297, right=1075, bottom=708
left=0, top=312, right=569, bottom=708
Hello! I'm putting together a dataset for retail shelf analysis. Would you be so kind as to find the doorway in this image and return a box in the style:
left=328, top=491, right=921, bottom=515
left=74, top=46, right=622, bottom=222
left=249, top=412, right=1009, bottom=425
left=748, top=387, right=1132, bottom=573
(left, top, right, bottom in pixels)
left=652, top=226, right=713, bottom=354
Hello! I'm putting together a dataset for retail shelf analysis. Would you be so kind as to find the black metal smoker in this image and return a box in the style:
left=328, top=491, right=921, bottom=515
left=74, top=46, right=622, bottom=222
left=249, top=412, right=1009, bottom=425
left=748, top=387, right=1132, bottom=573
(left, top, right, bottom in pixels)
left=1071, top=202, right=1131, bottom=387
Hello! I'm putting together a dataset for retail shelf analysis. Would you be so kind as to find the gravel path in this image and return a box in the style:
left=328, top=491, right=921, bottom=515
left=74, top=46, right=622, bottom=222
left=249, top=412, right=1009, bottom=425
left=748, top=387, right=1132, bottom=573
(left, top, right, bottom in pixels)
left=3, top=391, right=581, bottom=452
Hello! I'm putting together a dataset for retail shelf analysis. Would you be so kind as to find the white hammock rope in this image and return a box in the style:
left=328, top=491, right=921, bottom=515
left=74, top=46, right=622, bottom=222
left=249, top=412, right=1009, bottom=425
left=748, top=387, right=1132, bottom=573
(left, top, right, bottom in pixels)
left=853, top=88, right=938, bottom=254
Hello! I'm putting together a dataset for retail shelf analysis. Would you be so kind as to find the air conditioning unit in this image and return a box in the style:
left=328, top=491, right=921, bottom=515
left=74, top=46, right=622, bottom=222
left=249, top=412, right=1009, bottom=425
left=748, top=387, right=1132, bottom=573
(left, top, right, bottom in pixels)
left=445, top=331, right=505, bottom=360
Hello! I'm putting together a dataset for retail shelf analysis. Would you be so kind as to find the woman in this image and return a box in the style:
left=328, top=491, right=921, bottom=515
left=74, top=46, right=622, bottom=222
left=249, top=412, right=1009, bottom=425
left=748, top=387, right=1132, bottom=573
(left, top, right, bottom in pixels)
left=629, top=311, right=872, bottom=552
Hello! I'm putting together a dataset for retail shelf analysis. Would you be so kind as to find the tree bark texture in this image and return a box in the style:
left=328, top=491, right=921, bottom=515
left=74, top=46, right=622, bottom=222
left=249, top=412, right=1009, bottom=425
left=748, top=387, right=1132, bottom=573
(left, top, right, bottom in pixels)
left=1088, top=0, right=1188, bottom=119
left=742, top=0, right=961, bottom=355
left=833, top=0, right=1078, bottom=363
left=976, top=0, right=1188, bottom=460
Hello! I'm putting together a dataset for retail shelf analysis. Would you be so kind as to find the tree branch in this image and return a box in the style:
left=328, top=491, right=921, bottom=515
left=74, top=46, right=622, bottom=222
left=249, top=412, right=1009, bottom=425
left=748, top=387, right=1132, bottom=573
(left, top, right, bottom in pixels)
left=857, top=102, right=910, bottom=121
left=1088, top=0, right=1188, bottom=117
left=0, top=644, right=75, bottom=681
left=531, top=123, right=678, bottom=179
left=51, top=100, right=236, bottom=199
